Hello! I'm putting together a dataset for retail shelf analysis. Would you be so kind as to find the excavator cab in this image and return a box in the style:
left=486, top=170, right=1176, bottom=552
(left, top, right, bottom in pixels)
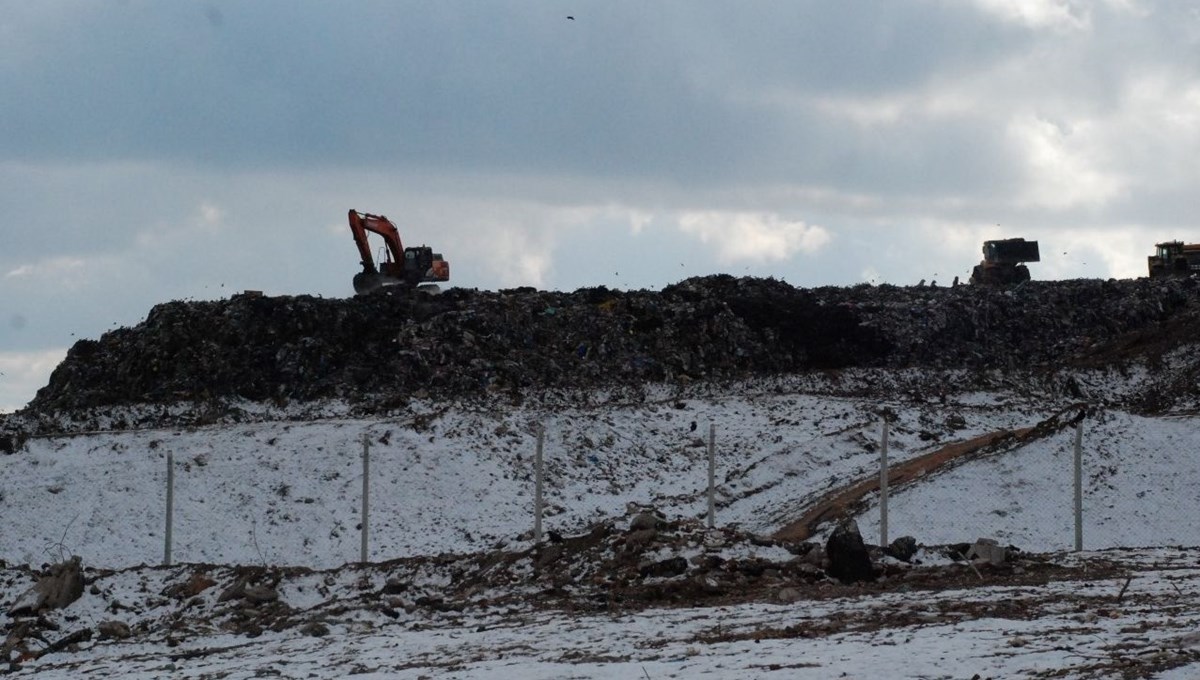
left=401, top=247, right=447, bottom=286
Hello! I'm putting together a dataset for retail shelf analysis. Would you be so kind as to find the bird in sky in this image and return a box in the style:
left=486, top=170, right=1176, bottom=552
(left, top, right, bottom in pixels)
left=567, top=15, right=575, bottom=20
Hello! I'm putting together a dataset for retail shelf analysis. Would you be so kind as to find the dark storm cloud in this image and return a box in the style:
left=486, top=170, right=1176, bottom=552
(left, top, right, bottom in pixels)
left=0, top=1, right=1024, bottom=191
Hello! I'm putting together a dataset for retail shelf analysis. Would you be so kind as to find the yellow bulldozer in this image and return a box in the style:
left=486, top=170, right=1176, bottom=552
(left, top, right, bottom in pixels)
left=1147, top=241, right=1200, bottom=278
left=970, top=238, right=1040, bottom=285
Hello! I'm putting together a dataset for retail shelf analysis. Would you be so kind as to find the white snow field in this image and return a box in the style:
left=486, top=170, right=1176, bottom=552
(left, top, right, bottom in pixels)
left=4, top=374, right=1200, bottom=678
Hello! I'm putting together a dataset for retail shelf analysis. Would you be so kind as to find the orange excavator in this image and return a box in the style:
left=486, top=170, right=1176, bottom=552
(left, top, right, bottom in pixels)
left=347, top=209, right=449, bottom=295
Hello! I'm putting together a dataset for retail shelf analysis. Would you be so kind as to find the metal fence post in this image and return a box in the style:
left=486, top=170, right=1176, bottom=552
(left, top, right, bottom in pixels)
left=1074, top=422, right=1083, bottom=552
left=880, top=418, right=889, bottom=547
left=164, top=451, right=174, bottom=567
left=534, top=424, right=544, bottom=542
left=361, top=434, right=370, bottom=564
left=706, top=424, right=716, bottom=529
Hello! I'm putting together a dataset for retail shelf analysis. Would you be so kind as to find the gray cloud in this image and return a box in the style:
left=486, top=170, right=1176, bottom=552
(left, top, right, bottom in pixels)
left=0, top=3, right=1036, bottom=182
left=5, top=2, right=1190, bottom=205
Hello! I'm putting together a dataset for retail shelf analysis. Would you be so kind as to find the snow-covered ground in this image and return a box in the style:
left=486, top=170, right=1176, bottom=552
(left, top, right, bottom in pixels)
left=0, top=376, right=1194, bottom=570
left=5, top=372, right=1200, bottom=678
left=3, top=547, right=1200, bottom=679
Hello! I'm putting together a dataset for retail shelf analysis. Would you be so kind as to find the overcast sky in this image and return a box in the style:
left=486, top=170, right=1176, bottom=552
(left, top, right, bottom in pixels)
left=2, top=0, right=1199, bottom=411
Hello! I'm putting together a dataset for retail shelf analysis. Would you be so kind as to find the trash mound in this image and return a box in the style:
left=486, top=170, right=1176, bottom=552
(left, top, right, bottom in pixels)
left=19, top=275, right=1200, bottom=416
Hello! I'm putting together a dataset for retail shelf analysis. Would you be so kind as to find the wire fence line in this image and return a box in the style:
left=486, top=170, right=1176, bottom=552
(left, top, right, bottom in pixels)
left=149, top=422, right=722, bottom=567
left=154, top=415, right=1102, bottom=567
left=2, top=409, right=1128, bottom=568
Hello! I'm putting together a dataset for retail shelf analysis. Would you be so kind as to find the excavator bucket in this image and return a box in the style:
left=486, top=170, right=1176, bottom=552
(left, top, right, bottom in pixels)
left=352, top=272, right=397, bottom=296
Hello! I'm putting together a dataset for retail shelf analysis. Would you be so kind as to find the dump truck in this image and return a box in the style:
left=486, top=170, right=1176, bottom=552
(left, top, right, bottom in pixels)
left=970, top=238, right=1040, bottom=285
left=1147, top=241, right=1200, bottom=278
left=347, top=209, right=449, bottom=295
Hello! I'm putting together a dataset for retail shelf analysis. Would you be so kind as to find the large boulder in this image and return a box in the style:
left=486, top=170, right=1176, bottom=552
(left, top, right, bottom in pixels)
left=885, top=536, right=919, bottom=562
left=0, top=418, right=28, bottom=455
left=825, top=520, right=875, bottom=584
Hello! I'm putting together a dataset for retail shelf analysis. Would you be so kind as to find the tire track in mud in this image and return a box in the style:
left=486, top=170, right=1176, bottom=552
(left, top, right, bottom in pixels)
left=773, top=404, right=1088, bottom=542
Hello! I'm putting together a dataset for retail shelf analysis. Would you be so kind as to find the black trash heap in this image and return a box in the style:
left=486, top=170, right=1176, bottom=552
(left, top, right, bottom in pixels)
left=20, top=275, right=1200, bottom=415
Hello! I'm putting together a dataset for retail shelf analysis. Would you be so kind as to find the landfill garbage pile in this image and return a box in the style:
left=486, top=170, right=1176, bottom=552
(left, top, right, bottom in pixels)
left=18, top=275, right=1200, bottom=416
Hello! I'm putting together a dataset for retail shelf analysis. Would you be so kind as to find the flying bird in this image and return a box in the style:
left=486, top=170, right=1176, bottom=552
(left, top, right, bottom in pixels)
left=567, top=15, right=574, bottom=20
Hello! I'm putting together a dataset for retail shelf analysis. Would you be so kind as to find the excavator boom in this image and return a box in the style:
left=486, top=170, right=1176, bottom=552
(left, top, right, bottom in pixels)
left=348, top=209, right=404, bottom=275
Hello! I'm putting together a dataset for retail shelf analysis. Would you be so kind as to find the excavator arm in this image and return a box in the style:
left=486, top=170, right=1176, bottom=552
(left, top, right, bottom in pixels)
left=348, top=209, right=405, bottom=275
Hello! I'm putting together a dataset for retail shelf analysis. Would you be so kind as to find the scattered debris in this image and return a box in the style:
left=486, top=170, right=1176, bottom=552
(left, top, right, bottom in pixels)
left=96, top=621, right=130, bottom=640
left=967, top=538, right=1008, bottom=566
left=885, top=536, right=919, bottom=562
left=7, top=556, right=84, bottom=617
